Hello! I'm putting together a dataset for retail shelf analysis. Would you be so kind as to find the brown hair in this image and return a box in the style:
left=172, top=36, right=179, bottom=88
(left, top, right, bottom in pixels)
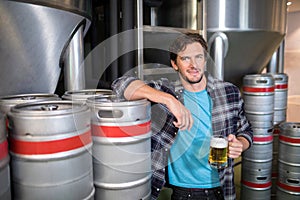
left=169, top=33, right=208, bottom=63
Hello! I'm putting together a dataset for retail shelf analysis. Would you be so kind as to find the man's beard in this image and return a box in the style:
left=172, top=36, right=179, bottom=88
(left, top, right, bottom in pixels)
left=180, top=71, right=204, bottom=84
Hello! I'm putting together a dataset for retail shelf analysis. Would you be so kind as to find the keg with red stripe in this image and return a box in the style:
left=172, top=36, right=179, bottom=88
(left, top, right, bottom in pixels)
left=272, top=73, right=288, bottom=124
left=277, top=122, right=300, bottom=199
left=241, top=134, right=273, bottom=199
left=243, top=74, right=275, bottom=115
left=87, top=95, right=151, bottom=200
left=0, top=112, right=11, bottom=200
left=8, top=101, right=94, bottom=200
left=62, top=89, right=112, bottom=103
left=241, top=159, right=272, bottom=200
left=242, top=134, right=273, bottom=162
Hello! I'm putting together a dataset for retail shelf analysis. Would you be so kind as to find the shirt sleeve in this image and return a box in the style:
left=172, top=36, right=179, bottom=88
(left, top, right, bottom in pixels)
left=111, top=75, right=139, bottom=99
left=236, top=89, right=253, bottom=150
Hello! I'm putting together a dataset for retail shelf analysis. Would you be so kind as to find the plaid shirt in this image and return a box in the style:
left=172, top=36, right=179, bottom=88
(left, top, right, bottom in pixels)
left=111, top=72, right=253, bottom=200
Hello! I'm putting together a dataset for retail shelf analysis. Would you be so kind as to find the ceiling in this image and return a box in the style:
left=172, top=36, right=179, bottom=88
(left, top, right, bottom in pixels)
left=287, top=0, right=300, bottom=12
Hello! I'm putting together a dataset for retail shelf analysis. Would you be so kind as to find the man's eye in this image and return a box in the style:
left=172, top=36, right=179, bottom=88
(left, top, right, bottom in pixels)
left=181, top=57, right=190, bottom=61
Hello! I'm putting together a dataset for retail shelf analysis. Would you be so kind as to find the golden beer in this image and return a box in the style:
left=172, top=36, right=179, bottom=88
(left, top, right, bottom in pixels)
left=209, top=136, right=228, bottom=169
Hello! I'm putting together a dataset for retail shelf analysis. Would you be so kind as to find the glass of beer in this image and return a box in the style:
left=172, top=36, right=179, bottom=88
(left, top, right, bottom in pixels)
left=209, top=135, right=228, bottom=169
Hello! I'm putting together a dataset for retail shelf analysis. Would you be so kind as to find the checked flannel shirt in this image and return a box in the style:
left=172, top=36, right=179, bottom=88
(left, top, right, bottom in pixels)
left=111, top=72, right=253, bottom=200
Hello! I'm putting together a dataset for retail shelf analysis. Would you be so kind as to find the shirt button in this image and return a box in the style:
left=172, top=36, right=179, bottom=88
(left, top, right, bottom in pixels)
left=165, top=148, right=168, bottom=152
left=156, top=188, right=160, bottom=191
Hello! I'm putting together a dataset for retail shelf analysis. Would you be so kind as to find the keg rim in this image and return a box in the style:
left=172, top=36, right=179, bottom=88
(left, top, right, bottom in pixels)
left=8, top=100, right=89, bottom=116
left=86, top=95, right=149, bottom=107
left=62, top=89, right=112, bottom=100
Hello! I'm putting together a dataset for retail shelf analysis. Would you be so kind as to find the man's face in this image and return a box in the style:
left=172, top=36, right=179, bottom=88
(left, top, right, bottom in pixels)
left=172, top=42, right=206, bottom=84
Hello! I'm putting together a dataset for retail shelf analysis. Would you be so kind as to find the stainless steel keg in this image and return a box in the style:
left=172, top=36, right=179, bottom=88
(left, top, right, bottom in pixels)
left=8, top=101, right=94, bottom=200
left=243, top=74, right=275, bottom=115
left=87, top=95, right=152, bottom=200
left=0, top=113, right=11, bottom=200
left=277, top=122, right=300, bottom=199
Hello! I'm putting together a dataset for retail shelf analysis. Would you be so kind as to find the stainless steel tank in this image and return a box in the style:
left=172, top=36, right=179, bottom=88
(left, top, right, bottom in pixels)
left=207, top=0, right=287, bottom=86
left=0, top=0, right=91, bottom=95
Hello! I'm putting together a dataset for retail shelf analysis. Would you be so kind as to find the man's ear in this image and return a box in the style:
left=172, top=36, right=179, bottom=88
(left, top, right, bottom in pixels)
left=171, top=60, right=178, bottom=71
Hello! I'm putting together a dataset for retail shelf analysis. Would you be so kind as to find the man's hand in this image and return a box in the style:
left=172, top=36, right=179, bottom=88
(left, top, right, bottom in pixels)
left=165, top=96, right=193, bottom=131
left=228, top=134, right=245, bottom=159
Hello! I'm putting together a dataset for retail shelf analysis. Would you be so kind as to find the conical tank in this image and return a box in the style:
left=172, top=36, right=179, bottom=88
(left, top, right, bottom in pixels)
left=0, top=0, right=91, bottom=95
left=207, top=0, right=287, bottom=86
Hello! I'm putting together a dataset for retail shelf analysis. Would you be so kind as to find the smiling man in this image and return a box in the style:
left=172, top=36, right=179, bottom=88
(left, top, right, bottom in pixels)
left=112, top=33, right=253, bottom=200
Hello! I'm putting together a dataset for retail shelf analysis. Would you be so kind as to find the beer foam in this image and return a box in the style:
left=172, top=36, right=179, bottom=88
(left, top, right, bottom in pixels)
left=210, top=138, right=228, bottom=148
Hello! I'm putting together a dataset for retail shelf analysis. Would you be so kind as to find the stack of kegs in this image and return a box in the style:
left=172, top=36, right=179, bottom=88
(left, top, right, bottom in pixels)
left=241, top=74, right=275, bottom=200
left=87, top=95, right=152, bottom=200
left=270, top=73, right=289, bottom=199
left=276, top=122, right=300, bottom=199
left=0, top=91, right=152, bottom=200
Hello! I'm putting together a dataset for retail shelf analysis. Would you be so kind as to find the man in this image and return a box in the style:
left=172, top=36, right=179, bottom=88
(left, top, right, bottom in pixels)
left=112, top=33, right=253, bottom=200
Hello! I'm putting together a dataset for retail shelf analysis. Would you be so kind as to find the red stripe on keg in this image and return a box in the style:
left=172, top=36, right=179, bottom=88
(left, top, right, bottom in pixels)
left=9, top=130, right=92, bottom=155
left=0, top=140, right=8, bottom=159
left=277, top=181, right=300, bottom=192
left=253, top=135, right=273, bottom=142
left=279, top=135, right=300, bottom=144
left=92, top=121, right=151, bottom=137
left=275, top=84, right=288, bottom=89
left=242, top=180, right=272, bottom=188
left=243, top=86, right=275, bottom=92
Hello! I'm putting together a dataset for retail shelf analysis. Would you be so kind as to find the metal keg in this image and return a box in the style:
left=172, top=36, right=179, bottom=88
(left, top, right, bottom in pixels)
left=8, top=101, right=94, bottom=200
left=241, top=159, right=272, bottom=200
left=273, top=73, right=288, bottom=125
left=0, top=113, right=11, bottom=200
left=278, top=122, right=300, bottom=166
left=243, top=135, right=273, bottom=162
left=243, top=74, right=275, bottom=115
left=87, top=95, right=152, bottom=200
left=62, top=89, right=112, bottom=103
left=276, top=122, right=300, bottom=198
left=241, top=183, right=271, bottom=200
left=273, top=73, right=288, bottom=110
left=0, top=93, right=60, bottom=114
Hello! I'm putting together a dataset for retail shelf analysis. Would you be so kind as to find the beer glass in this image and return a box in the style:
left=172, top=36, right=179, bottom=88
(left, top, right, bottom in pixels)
left=209, top=135, right=228, bottom=169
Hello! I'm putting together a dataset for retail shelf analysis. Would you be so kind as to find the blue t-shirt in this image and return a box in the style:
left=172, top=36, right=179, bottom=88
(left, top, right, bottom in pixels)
left=168, top=89, right=220, bottom=188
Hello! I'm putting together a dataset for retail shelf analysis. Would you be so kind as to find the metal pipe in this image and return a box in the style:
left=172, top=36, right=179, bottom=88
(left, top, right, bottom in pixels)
left=120, top=0, right=135, bottom=75
left=137, top=0, right=144, bottom=80
left=278, top=40, right=285, bottom=73
left=208, top=32, right=228, bottom=80
left=106, top=0, right=119, bottom=81
left=267, top=40, right=285, bottom=73
left=64, top=25, right=85, bottom=90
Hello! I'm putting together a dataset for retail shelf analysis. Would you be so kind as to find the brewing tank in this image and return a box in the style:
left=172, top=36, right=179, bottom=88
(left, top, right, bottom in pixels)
left=0, top=0, right=91, bottom=95
left=207, top=0, right=287, bottom=86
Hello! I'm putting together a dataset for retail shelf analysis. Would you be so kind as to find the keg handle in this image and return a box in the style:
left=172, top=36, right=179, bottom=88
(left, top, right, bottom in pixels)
left=286, top=178, right=300, bottom=185
left=97, top=109, right=123, bottom=119
left=21, top=96, right=36, bottom=100
left=256, top=80, right=268, bottom=84
left=256, top=177, right=267, bottom=181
